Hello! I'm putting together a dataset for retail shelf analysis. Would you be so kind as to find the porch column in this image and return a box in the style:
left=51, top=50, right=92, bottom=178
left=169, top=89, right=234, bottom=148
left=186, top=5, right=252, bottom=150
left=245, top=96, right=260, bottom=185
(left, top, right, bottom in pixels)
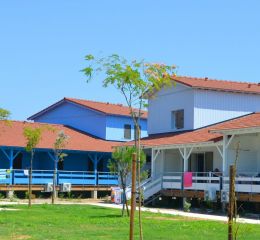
left=88, top=153, right=104, bottom=185
left=94, top=154, right=98, bottom=185
left=179, top=147, right=193, bottom=172
left=151, top=148, right=161, bottom=179
left=221, top=134, right=234, bottom=176
left=1, top=148, right=21, bottom=185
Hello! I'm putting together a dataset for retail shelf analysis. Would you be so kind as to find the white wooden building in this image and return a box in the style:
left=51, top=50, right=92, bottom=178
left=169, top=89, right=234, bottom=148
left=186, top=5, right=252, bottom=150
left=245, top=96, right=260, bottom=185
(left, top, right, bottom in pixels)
left=141, top=76, right=260, bottom=203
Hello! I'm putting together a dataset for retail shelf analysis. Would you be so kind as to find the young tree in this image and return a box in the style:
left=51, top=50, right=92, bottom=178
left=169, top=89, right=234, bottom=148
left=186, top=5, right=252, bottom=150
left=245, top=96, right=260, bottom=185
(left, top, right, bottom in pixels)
left=108, top=146, right=146, bottom=217
left=82, top=54, right=177, bottom=240
left=0, top=108, right=10, bottom=120
left=23, top=127, right=42, bottom=207
left=52, top=131, right=69, bottom=204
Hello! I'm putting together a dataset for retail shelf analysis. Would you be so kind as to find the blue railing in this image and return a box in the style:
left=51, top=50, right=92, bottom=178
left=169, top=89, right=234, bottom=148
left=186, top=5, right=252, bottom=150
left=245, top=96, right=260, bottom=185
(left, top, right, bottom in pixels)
left=0, top=169, right=118, bottom=186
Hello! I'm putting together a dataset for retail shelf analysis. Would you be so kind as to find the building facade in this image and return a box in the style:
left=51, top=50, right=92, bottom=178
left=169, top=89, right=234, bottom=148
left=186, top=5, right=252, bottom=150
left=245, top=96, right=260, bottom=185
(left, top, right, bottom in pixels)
left=141, top=76, right=260, bottom=204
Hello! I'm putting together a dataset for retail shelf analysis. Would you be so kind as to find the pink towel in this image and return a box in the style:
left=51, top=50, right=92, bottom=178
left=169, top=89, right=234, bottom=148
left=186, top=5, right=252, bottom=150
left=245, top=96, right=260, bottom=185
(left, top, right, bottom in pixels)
left=184, top=172, right=193, bottom=187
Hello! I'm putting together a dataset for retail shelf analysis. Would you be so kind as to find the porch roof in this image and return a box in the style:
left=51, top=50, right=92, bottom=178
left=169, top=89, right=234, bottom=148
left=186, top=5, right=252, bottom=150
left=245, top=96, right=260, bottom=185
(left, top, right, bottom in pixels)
left=0, top=120, right=120, bottom=152
left=134, top=113, right=260, bottom=149
left=138, top=128, right=223, bottom=149
left=210, top=112, right=260, bottom=134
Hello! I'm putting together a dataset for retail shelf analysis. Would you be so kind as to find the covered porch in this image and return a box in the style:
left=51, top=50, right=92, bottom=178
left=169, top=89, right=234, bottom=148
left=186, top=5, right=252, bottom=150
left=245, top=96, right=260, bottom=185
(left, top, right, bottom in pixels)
left=0, top=147, right=118, bottom=186
left=145, top=126, right=260, bottom=197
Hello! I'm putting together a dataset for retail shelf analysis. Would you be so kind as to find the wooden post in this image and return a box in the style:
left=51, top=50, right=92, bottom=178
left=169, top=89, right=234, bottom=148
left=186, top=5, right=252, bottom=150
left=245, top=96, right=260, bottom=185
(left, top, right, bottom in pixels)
left=28, top=151, right=34, bottom=207
left=129, top=153, right=137, bottom=240
left=228, top=165, right=235, bottom=240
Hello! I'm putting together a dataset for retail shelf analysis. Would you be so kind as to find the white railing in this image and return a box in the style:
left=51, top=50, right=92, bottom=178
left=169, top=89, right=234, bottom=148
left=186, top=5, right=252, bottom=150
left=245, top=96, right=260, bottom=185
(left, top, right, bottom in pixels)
left=143, top=176, right=162, bottom=200
left=161, top=172, right=260, bottom=194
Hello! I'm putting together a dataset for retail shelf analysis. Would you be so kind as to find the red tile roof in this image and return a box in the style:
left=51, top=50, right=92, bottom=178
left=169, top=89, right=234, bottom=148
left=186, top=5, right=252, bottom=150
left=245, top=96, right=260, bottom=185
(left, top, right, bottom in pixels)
left=28, top=98, right=147, bottom=120
left=65, top=98, right=148, bottom=119
left=138, top=128, right=222, bottom=148
left=133, top=113, right=260, bottom=148
left=210, top=113, right=260, bottom=132
left=172, top=76, right=260, bottom=95
left=0, top=121, right=119, bottom=152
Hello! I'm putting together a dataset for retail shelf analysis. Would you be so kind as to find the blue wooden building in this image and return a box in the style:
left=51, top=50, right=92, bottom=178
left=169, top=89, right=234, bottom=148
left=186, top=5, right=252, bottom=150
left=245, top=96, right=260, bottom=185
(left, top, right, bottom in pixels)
left=0, top=98, right=148, bottom=194
left=28, top=97, right=148, bottom=141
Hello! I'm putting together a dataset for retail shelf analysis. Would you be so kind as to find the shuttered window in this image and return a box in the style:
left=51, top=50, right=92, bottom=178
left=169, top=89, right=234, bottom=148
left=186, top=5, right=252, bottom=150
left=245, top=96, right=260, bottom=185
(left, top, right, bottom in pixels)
left=124, top=124, right=131, bottom=139
left=171, top=109, right=184, bottom=129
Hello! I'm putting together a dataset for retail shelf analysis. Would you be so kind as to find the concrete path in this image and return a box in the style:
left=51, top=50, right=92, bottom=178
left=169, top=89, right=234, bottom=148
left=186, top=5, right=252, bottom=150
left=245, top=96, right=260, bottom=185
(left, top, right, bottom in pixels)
left=1, top=199, right=259, bottom=224
left=86, top=202, right=260, bottom=225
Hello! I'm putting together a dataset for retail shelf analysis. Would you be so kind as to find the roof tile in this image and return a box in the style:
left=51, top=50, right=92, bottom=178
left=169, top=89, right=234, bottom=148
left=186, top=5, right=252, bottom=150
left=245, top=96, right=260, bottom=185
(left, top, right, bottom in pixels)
left=0, top=121, right=119, bottom=152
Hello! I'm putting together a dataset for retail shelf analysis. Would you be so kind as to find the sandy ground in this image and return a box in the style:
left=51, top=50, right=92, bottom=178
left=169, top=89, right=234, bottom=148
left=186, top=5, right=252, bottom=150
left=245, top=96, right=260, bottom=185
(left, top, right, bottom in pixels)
left=0, top=198, right=259, bottom=224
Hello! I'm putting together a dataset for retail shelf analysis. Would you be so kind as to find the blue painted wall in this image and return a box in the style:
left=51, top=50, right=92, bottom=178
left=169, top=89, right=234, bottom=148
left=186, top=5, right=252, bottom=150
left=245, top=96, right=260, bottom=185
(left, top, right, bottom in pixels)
left=0, top=151, right=10, bottom=169
left=0, top=148, right=110, bottom=172
left=32, top=100, right=148, bottom=142
left=106, top=115, right=148, bottom=141
left=33, top=101, right=107, bottom=139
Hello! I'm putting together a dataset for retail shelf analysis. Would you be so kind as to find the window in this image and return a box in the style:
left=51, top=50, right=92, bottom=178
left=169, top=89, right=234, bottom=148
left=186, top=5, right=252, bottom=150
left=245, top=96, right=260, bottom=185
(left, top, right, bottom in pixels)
left=188, top=152, right=213, bottom=172
left=134, top=125, right=141, bottom=140
left=171, top=109, right=184, bottom=129
left=124, top=124, right=131, bottom=139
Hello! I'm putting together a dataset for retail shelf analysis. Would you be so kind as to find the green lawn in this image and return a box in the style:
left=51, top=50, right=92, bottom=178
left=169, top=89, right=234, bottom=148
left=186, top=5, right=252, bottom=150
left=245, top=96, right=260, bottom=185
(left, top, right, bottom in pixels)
left=0, top=204, right=259, bottom=240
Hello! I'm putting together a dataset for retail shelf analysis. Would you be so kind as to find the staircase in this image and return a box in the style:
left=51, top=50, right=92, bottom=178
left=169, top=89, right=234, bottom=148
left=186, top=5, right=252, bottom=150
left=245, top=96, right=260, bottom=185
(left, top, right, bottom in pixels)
left=125, top=176, right=163, bottom=205
left=142, top=176, right=162, bottom=205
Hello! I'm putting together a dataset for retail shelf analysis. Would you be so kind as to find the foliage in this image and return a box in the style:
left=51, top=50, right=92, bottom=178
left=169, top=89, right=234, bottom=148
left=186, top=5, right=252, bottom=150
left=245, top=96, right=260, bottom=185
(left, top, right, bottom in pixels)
left=23, top=126, right=42, bottom=207
left=82, top=54, right=177, bottom=112
left=108, top=146, right=146, bottom=216
left=0, top=204, right=258, bottom=240
left=108, top=146, right=146, bottom=176
left=23, top=127, right=42, bottom=153
left=83, top=54, right=177, bottom=237
left=53, top=130, right=69, bottom=160
left=183, top=201, right=191, bottom=212
left=52, top=130, right=69, bottom=204
left=0, top=108, right=10, bottom=120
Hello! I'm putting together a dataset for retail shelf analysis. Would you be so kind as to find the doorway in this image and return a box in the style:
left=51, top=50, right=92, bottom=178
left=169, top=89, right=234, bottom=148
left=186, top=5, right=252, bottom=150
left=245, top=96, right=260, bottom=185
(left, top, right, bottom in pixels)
left=188, top=152, right=213, bottom=173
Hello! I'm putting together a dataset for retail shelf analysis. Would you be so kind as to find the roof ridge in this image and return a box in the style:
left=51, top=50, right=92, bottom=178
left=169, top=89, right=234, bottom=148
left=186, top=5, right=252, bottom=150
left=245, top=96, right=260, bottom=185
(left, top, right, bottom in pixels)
left=66, top=97, right=128, bottom=108
left=65, top=97, right=147, bottom=111
left=175, top=75, right=260, bottom=85
left=0, top=120, right=65, bottom=127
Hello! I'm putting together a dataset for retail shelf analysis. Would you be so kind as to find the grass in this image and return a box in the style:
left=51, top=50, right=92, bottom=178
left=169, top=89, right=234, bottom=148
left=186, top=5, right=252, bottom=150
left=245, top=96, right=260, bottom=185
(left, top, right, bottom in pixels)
left=0, top=204, right=259, bottom=240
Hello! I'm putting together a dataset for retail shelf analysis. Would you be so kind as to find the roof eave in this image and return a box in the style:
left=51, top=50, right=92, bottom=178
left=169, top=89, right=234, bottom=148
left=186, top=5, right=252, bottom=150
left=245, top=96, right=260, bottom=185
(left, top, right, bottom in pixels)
left=142, top=140, right=221, bottom=150
left=210, top=126, right=260, bottom=135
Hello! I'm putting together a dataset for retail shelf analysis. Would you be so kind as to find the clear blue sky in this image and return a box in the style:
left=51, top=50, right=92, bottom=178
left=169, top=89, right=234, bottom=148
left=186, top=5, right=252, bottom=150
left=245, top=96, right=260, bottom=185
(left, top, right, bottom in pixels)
left=1, top=1, right=260, bottom=120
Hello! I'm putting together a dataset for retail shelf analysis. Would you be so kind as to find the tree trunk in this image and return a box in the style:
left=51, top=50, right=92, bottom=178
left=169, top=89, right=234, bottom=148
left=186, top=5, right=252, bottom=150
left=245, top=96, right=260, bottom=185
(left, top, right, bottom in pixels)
left=52, top=163, right=56, bottom=204
left=28, top=151, right=34, bottom=207
left=129, top=153, right=136, bottom=240
left=137, top=127, right=143, bottom=240
left=228, top=165, right=235, bottom=240
left=120, top=171, right=126, bottom=216
left=120, top=171, right=129, bottom=217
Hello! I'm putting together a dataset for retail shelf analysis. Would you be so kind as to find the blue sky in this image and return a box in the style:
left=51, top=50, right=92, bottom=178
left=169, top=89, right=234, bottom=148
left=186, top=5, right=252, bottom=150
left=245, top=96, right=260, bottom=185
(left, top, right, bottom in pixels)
left=1, top=1, right=260, bottom=120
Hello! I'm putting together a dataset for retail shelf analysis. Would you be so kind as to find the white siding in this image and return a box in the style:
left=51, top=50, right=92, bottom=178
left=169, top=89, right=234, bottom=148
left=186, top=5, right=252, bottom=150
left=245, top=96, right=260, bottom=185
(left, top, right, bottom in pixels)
left=194, top=89, right=260, bottom=129
left=227, top=134, right=260, bottom=174
left=148, top=83, right=194, bottom=134
left=164, top=150, right=182, bottom=172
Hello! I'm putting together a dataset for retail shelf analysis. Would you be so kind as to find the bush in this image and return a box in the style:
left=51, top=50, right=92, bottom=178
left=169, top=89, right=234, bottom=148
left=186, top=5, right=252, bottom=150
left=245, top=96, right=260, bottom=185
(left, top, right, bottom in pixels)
left=184, top=200, right=191, bottom=212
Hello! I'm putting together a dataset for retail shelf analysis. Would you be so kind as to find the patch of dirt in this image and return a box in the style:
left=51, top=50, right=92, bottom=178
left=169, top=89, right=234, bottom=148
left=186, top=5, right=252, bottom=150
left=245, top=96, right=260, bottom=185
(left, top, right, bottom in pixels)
left=0, top=208, right=19, bottom=211
left=15, top=235, right=31, bottom=240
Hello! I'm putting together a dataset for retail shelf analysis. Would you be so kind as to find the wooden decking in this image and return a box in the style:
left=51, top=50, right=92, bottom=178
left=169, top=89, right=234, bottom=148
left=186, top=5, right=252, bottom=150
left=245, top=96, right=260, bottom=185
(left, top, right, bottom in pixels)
left=0, top=184, right=112, bottom=192
left=161, top=189, right=260, bottom=202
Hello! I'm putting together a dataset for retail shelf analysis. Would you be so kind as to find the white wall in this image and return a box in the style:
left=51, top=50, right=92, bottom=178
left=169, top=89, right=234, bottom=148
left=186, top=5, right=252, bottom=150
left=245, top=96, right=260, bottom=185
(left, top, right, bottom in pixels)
left=227, top=134, right=260, bottom=174
left=164, top=149, right=182, bottom=172
left=194, top=90, right=260, bottom=129
left=148, top=83, right=194, bottom=134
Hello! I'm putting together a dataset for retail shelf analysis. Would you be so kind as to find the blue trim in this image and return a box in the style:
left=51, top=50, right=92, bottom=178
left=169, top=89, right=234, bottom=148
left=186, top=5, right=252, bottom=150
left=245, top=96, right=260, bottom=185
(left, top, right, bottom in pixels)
left=3, top=169, right=118, bottom=186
